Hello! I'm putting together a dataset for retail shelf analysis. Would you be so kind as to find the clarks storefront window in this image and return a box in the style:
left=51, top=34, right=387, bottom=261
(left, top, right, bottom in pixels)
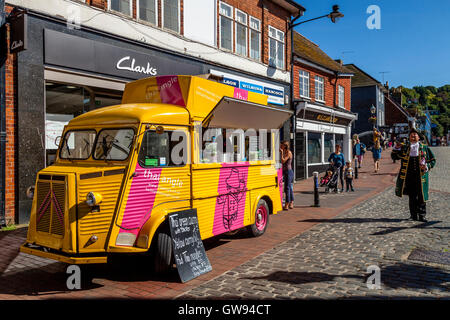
left=45, top=82, right=122, bottom=165
left=308, top=132, right=321, bottom=164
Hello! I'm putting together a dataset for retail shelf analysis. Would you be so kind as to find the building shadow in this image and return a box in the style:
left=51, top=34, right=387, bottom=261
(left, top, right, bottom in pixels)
left=298, top=217, right=406, bottom=224
left=371, top=220, right=447, bottom=236
left=0, top=262, right=102, bottom=296
left=379, top=262, right=450, bottom=291
left=241, top=270, right=363, bottom=285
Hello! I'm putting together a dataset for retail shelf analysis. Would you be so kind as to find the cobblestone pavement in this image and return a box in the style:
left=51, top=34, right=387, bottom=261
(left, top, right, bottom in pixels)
left=428, top=147, right=449, bottom=193
left=179, top=148, right=450, bottom=299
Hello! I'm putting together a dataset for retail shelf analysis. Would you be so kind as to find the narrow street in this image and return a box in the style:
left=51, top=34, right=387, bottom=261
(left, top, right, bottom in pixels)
left=179, top=147, right=450, bottom=299
left=0, top=148, right=448, bottom=299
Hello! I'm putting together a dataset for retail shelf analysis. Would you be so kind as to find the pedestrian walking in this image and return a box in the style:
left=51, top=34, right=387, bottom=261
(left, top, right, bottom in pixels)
left=328, top=144, right=345, bottom=193
left=371, top=140, right=382, bottom=173
left=280, top=141, right=294, bottom=210
left=344, top=161, right=355, bottom=192
left=391, top=128, right=436, bottom=222
left=353, top=138, right=366, bottom=168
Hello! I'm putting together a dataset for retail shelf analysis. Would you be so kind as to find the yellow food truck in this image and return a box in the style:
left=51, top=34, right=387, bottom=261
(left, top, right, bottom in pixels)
left=20, top=75, right=291, bottom=273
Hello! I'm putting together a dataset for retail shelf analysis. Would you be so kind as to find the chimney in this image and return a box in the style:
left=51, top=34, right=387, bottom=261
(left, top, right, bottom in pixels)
left=335, top=59, right=343, bottom=65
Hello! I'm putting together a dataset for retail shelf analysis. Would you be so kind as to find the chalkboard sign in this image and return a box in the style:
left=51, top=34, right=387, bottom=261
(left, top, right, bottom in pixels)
left=168, top=209, right=212, bottom=283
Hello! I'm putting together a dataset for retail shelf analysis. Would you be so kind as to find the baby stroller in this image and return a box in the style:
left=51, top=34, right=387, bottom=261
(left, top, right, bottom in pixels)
left=320, top=165, right=339, bottom=193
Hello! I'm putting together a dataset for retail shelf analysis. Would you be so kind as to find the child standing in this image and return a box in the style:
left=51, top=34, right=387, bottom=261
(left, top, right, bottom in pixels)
left=344, top=161, right=355, bottom=192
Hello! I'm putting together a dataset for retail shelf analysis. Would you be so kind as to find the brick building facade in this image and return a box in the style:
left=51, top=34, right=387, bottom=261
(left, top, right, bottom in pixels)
left=1, top=0, right=305, bottom=224
left=291, top=32, right=356, bottom=180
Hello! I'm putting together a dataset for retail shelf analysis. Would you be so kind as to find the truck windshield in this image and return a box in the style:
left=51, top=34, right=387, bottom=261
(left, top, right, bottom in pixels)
left=60, top=130, right=97, bottom=160
left=93, top=128, right=135, bottom=161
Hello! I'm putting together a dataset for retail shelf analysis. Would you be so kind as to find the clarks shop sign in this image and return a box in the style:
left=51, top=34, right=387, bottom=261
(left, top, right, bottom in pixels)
left=9, top=11, right=28, bottom=54
left=44, top=29, right=202, bottom=80
left=116, top=56, right=157, bottom=76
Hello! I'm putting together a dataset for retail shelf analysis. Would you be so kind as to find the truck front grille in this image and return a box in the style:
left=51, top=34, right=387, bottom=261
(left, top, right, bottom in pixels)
left=35, top=175, right=66, bottom=237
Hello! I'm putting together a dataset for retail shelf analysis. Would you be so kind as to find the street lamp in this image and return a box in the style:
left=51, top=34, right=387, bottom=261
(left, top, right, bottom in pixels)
left=290, top=5, right=344, bottom=28
left=288, top=5, right=344, bottom=180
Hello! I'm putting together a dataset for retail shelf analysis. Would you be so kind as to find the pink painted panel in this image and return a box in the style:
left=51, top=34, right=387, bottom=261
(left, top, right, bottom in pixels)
left=156, top=76, right=186, bottom=107
left=212, top=164, right=249, bottom=236
left=233, top=88, right=248, bottom=101
left=119, top=164, right=162, bottom=236
left=277, top=168, right=283, bottom=204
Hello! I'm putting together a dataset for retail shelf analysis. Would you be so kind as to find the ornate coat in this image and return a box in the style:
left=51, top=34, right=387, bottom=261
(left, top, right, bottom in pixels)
left=391, top=143, right=436, bottom=201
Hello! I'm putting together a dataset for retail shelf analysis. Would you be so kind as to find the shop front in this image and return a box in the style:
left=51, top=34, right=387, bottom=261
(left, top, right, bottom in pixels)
left=15, top=12, right=290, bottom=223
left=295, top=101, right=357, bottom=180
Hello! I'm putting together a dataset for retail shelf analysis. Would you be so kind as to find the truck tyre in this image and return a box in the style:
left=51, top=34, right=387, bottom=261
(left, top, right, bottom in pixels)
left=248, top=199, right=270, bottom=237
left=154, top=229, right=174, bottom=274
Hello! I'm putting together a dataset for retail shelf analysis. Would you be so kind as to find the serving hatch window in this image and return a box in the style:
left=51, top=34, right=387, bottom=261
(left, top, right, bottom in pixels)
left=60, top=130, right=97, bottom=160
left=93, top=128, right=135, bottom=161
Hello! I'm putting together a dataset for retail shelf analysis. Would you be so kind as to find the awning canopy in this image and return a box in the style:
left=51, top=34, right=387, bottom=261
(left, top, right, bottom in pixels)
left=204, top=97, right=293, bottom=130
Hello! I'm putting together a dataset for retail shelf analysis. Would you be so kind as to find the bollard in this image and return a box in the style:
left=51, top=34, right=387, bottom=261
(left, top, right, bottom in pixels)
left=355, top=157, right=359, bottom=179
left=312, top=171, right=320, bottom=207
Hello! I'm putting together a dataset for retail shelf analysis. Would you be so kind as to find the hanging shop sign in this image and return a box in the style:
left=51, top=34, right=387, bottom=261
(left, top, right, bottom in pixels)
left=9, top=11, right=27, bottom=54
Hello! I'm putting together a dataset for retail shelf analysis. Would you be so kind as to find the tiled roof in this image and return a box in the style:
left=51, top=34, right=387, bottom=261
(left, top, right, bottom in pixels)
left=293, top=32, right=353, bottom=74
left=343, top=64, right=383, bottom=88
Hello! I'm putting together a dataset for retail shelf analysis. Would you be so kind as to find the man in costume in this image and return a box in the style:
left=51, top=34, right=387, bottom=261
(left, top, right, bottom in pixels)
left=391, top=128, right=436, bottom=222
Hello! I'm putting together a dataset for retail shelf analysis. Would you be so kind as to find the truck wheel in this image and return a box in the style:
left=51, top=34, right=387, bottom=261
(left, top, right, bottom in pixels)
left=154, top=229, right=174, bottom=274
left=248, top=199, right=270, bottom=237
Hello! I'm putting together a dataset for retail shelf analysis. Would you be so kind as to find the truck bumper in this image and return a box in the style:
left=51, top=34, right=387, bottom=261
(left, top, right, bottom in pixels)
left=20, top=243, right=108, bottom=264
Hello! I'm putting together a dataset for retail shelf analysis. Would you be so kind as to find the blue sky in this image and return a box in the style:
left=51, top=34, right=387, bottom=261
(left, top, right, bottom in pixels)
left=292, top=0, right=450, bottom=88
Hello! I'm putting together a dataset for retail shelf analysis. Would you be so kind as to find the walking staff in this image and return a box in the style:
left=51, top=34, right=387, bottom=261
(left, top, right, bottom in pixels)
left=391, top=128, right=436, bottom=222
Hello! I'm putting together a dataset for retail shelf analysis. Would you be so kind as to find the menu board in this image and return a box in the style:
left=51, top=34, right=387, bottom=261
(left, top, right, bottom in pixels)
left=168, top=209, right=212, bottom=283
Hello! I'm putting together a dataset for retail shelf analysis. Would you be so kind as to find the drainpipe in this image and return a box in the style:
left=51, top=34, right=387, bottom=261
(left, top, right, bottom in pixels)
left=0, top=0, right=6, bottom=227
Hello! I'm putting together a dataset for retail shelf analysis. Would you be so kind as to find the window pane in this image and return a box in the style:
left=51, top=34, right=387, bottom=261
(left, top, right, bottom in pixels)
left=236, top=11, right=247, bottom=24
left=324, top=133, right=334, bottom=160
left=60, top=130, right=97, bottom=160
left=163, top=0, right=179, bottom=32
left=220, top=16, right=232, bottom=50
left=308, top=132, right=321, bottom=164
left=250, top=17, right=260, bottom=30
left=236, top=23, right=247, bottom=56
left=269, top=38, right=276, bottom=67
left=219, top=3, right=232, bottom=17
left=139, top=0, right=156, bottom=24
left=250, top=29, right=260, bottom=60
left=138, top=131, right=170, bottom=167
left=111, top=0, right=131, bottom=15
left=276, top=41, right=284, bottom=68
left=94, top=128, right=134, bottom=160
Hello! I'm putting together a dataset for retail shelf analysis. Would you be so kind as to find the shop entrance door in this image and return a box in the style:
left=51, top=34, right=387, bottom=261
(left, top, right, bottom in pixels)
left=45, top=82, right=122, bottom=166
left=295, top=132, right=306, bottom=180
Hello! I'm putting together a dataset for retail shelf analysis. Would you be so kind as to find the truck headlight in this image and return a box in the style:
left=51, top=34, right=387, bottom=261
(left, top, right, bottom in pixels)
left=86, top=192, right=103, bottom=206
left=26, top=186, right=35, bottom=199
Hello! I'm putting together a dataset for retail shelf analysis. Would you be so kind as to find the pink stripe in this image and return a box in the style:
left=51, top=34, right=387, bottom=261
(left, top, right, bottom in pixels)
left=119, top=164, right=162, bottom=236
left=233, top=88, right=248, bottom=101
left=277, top=168, right=283, bottom=204
left=156, top=76, right=186, bottom=107
left=212, top=163, right=249, bottom=236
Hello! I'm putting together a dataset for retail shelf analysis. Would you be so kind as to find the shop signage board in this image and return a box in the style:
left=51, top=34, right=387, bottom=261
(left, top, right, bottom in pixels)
left=168, top=209, right=212, bottom=283
left=9, top=11, right=27, bottom=54
left=44, top=29, right=203, bottom=80
left=210, top=69, right=285, bottom=106
left=301, top=109, right=353, bottom=126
